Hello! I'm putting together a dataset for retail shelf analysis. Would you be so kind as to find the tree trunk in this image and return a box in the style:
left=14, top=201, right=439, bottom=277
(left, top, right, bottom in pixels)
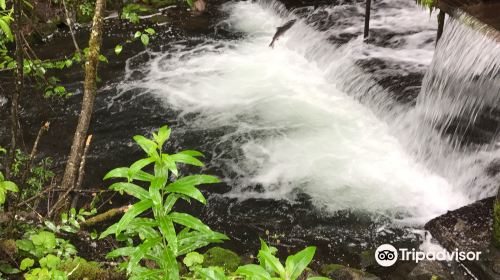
left=54, top=0, right=106, bottom=216
left=6, top=0, right=25, bottom=179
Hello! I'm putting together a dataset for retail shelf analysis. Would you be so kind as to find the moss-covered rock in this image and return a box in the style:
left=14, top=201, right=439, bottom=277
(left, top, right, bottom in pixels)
left=321, top=264, right=380, bottom=280
left=360, top=249, right=377, bottom=268
left=203, top=247, right=241, bottom=272
left=493, top=199, right=500, bottom=249
left=58, top=257, right=124, bottom=280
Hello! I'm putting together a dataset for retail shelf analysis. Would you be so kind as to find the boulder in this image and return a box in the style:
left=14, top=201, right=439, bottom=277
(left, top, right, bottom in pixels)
left=407, top=260, right=451, bottom=280
left=425, top=197, right=500, bottom=280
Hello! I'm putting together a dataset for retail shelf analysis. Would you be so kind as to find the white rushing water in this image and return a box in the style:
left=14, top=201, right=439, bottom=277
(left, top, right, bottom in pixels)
left=122, top=0, right=499, bottom=225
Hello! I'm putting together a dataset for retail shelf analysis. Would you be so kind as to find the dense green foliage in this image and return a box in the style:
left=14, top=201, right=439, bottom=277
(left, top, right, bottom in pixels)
left=101, top=125, right=229, bottom=279
left=98, top=125, right=330, bottom=280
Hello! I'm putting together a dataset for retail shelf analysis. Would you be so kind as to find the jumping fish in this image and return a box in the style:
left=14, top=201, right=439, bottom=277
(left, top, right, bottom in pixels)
left=269, top=19, right=297, bottom=48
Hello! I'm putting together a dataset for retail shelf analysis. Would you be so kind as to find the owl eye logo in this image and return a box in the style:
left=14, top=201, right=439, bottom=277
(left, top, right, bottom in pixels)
left=377, top=250, right=396, bottom=260
left=375, top=244, right=398, bottom=267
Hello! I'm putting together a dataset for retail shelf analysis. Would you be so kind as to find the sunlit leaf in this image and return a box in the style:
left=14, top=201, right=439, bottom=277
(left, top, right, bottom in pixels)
left=140, top=34, right=149, bottom=46
left=115, top=44, right=123, bottom=55
left=236, top=264, right=271, bottom=280
left=285, top=247, right=316, bottom=280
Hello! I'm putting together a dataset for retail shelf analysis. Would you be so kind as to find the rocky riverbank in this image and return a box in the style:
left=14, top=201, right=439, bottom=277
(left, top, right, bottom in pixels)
left=426, top=197, right=500, bottom=280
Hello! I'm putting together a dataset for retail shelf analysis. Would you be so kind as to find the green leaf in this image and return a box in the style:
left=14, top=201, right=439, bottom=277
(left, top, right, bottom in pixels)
left=115, top=44, right=123, bottom=55
left=177, top=231, right=228, bottom=255
left=0, top=0, right=6, bottom=10
left=183, top=252, right=204, bottom=268
left=114, top=199, right=153, bottom=235
left=104, top=167, right=129, bottom=180
left=20, top=258, right=34, bottom=271
left=0, top=18, right=13, bottom=41
left=44, top=221, right=58, bottom=232
left=134, top=31, right=142, bottom=38
left=236, top=264, right=272, bottom=280
left=169, top=175, right=220, bottom=188
left=0, top=181, right=18, bottom=192
left=150, top=176, right=166, bottom=207
left=127, top=237, right=161, bottom=274
left=106, top=247, right=136, bottom=258
left=0, top=189, right=5, bottom=204
left=164, top=194, right=179, bottom=213
left=133, top=135, right=158, bottom=158
left=109, top=182, right=149, bottom=200
left=162, top=246, right=180, bottom=280
left=178, top=150, right=204, bottom=157
left=162, top=155, right=178, bottom=177
left=144, top=28, right=156, bottom=35
left=65, top=59, right=73, bottom=67
left=158, top=216, right=178, bottom=255
left=166, top=183, right=205, bottom=204
left=31, top=231, right=56, bottom=250
left=168, top=212, right=212, bottom=233
left=170, top=153, right=204, bottom=167
left=130, top=157, right=155, bottom=174
left=258, top=251, right=285, bottom=278
left=39, top=254, right=60, bottom=269
left=140, top=34, right=149, bottom=46
left=285, top=247, right=316, bottom=280
left=0, top=262, right=20, bottom=274
left=196, top=267, right=228, bottom=280
left=15, top=239, right=34, bottom=252
left=98, top=54, right=108, bottom=63
left=154, top=125, right=170, bottom=148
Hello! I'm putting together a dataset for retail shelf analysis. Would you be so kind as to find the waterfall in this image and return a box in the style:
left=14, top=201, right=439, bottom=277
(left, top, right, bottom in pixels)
left=120, top=0, right=499, bottom=225
left=400, top=15, right=500, bottom=201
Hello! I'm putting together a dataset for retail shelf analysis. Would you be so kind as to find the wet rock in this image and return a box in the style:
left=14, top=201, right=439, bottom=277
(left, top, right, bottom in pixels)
left=425, top=197, right=500, bottom=279
left=407, top=260, right=451, bottom=280
left=203, top=247, right=241, bottom=272
left=321, top=264, right=380, bottom=280
left=425, top=197, right=493, bottom=253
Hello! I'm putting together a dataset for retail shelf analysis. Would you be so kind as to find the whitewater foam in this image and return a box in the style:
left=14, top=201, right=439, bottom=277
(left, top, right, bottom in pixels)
left=121, top=0, right=498, bottom=225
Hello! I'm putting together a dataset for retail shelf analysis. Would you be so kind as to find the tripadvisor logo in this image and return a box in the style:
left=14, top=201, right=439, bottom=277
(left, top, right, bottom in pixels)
left=375, top=244, right=398, bottom=267
left=374, top=244, right=482, bottom=267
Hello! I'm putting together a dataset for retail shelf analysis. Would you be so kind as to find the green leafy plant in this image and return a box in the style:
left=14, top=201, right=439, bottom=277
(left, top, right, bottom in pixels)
left=0, top=171, right=18, bottom=206
left=16, top=230, right=77, bottom=260
left=16, top=230, right=78, bottom=279
left=44, top=207, right=97, bottom=234
left=0, top=1, right=12, bottom=44
left=121, top=4, right=149, bottom=24
left=101, top=125, right=228, bottom=279
left=236, top=239, right=329, bottom=280
left=24, top=157, right=55, bottom=200
left=78, top=0, right=94, bottom=18
left=115, top=27, right=155, bottom=55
